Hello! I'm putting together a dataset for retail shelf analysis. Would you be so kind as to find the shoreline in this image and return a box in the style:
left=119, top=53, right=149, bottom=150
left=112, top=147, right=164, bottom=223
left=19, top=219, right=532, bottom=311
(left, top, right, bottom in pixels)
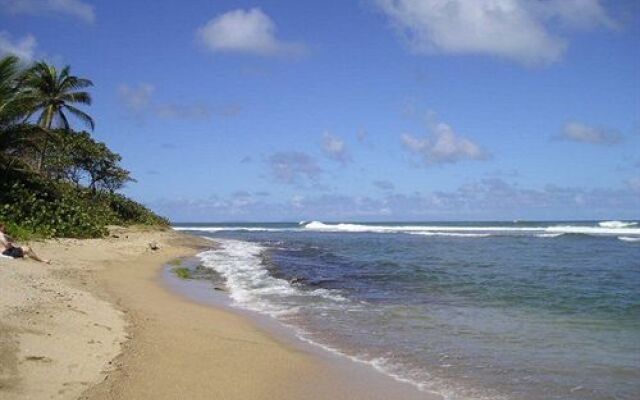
left=1, top=228, right=437, bottom=400
left=160, top=255, right=440, bottom=400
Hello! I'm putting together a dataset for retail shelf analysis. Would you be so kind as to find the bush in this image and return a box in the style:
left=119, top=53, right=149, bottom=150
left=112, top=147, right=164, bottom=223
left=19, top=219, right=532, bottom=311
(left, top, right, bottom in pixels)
left=0, top=165, right=168, bottom=239
left=101, top=191, right=169, bottom=226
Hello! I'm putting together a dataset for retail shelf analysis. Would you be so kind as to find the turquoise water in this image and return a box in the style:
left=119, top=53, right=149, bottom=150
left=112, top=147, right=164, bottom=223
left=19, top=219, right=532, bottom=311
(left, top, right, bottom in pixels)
left=176, top=221, right=640, bottom=400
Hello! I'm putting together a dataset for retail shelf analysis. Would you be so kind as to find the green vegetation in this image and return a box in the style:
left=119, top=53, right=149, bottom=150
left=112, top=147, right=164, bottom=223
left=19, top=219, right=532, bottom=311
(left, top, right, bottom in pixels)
left=168, top=259, right=183, bottom=267
left=0, top=55, right=168, bottom=238
left=172, top=267, right=191, bottom=280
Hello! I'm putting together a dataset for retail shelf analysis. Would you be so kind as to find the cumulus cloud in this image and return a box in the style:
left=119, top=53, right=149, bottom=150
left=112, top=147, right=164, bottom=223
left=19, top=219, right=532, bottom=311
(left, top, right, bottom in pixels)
left=118, top=83, right=240, bottom=120
left=528, top=0, right=616, bottom=30
left=197, top=8, right=305, bottom=57
left=322, top=133, right=351, bottom=164
left=560, top=121, right=623, bottom=145
left=0, top=31, right=37, bottom=61
left=267, top=151, right=323, bottom=185
left=401, top=113, right=488, bottom=165
left=1, top=0, right=95, bottom=23
left=375, top=0, right=614, bottom=66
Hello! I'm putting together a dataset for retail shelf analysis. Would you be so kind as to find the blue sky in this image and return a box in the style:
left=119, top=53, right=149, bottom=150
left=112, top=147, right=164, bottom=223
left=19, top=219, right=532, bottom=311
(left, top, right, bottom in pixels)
left=1, top=0, right=639, bottom=221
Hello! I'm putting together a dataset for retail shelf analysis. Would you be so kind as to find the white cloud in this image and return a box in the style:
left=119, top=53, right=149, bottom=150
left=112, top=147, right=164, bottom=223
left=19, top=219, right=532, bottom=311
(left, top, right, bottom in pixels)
left=529, top=0, right=616, bottom=30
left=322, top=133, right=351, bottom=164
left=1, top=0, right=95, bottom=23
left=267, top=151, right=322, bottom=185
left=401, top=113, right=488, bottom=165
left=561, top=121, right=623, bottom=145
left=118, top=83, right=155, bottom=112
left=197, top=8, right=305, bottom=56
left=375, top=0, right=614, bottom=66
left=0, top=31, right=37, bottom=61
left=118, top=83, right=240, bottom=120
left=153, top=179, right=640, bottom=222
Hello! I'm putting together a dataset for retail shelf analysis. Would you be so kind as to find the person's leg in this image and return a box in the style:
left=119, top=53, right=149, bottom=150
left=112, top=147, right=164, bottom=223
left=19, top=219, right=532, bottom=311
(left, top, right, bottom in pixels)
left=21, top=246, right=50, bottom=264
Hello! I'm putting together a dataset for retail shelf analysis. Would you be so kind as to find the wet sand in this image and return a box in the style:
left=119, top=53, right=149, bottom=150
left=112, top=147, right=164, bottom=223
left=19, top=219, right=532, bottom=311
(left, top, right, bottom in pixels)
left=0, top=227, right=437, bottom=400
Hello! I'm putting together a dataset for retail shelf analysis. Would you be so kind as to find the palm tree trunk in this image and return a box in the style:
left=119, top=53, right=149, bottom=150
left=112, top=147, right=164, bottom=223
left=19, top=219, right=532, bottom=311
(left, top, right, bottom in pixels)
left=37, top=108, right=54, bottom=172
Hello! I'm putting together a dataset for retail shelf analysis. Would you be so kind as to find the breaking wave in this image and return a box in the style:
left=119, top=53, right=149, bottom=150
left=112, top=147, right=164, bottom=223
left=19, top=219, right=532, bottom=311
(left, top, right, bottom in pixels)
left=302, top=221, right=640, bottom=237
left=535, top=233, right=565, bottom=238
left=195, top=238, right=497, bottom=399
left=409, top=232, right=492, bottom=238
left=197, top=239, right=346, bottom=317
left=599, top=220, right=638, bottom=229
left=174, top=226, right=289, bottom=232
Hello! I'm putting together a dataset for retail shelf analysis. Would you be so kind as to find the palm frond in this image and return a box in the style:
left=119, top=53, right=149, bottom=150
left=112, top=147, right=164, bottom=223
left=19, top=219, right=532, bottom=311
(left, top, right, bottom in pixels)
left=60, top=76, right=94, bottom=91
left=59, top=91, right=92, bottom=105
left=56, top=109, right=71, bottom=131
left=64, top=104, right=95, bottom=130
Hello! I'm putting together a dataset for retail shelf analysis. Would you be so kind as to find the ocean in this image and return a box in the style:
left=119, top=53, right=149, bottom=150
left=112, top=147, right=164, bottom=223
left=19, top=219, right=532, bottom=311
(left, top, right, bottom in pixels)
left=174, top=221, right=640, bottom=400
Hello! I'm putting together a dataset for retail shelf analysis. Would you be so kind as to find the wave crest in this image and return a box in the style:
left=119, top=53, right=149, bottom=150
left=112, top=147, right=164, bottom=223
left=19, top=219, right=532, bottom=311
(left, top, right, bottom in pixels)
left=598, top=220, right=638, bottom=229
left=618, top=236, right=640, bottom=243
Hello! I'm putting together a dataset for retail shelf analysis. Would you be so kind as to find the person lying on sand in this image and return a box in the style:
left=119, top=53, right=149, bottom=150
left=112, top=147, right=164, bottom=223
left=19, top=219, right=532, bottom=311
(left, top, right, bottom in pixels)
left=0, top=223, right=50, bottom=263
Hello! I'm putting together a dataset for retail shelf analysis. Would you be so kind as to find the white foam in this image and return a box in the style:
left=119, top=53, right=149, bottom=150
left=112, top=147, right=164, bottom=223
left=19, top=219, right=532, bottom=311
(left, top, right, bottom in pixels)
left=304, top=221, right=529, bottom=233
left=293, top=329, right=502, bottom=400
left=409, top=232, right=492, bottom=238
left=545, top=225, right=640, bottom=236
left=174, top=221, right=640, bottom=238
left=197, top=238, right=507, bottom=400
left=174, top=226, right=288, bottom=232
left=303, top=221, right=640, bottom=237
left=197, top=239, right=346, bottom=317
left=618, top=236, right=640, bottom=242
left=535, top=233, right=564, bottom=238
left=599, top=220, right=638, bottom=229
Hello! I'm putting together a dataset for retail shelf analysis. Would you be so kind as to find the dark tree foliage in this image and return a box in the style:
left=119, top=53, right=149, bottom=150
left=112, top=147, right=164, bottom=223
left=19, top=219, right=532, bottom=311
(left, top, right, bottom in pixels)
left=45, top=130, right=135, bottom=192
left=0, top=56, right=168, bottom=238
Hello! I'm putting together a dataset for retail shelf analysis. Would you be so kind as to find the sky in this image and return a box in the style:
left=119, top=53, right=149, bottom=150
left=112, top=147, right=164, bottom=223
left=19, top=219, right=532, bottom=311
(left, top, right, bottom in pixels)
left=1, top=0, right=639, bottom=222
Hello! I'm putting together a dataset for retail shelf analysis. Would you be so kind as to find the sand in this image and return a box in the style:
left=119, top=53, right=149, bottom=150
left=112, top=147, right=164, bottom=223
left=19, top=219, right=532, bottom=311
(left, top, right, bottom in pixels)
left=0, top=227, right=438, bottom=400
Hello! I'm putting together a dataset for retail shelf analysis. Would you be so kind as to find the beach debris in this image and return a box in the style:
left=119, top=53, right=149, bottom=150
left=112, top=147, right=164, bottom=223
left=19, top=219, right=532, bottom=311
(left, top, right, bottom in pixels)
left=149, top=242, right=160, bottom=251
left=25, top=355, right=53, bottom=363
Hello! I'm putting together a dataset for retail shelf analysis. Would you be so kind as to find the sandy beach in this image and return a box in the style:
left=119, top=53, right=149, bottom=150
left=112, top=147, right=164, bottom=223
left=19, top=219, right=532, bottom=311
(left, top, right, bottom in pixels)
left=0, top=227, right=434, bottom=400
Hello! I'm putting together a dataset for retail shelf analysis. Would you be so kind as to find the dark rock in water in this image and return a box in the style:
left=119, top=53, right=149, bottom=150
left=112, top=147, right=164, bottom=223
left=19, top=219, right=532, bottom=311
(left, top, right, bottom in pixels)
left=214, top=286, right=226, bottom=292
left=289, top=277, right=306, bottom=285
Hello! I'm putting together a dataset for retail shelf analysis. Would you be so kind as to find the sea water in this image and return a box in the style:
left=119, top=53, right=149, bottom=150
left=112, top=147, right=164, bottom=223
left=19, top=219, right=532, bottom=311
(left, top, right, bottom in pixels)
left=174, top=221, right=640, bottom=400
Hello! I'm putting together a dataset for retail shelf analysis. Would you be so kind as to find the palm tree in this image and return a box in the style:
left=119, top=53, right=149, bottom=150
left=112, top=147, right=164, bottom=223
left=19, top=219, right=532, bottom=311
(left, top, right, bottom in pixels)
left=21, top=61, right=94, bottom=170
left=0, top=55, right=39, bottom=169
left=0, top=55, right=24, bottom=127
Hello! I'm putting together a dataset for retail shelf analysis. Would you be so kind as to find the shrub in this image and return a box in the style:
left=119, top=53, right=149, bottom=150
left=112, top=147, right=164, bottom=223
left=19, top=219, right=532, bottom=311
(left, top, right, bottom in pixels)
left=0, top=165, right=167, bottom=238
